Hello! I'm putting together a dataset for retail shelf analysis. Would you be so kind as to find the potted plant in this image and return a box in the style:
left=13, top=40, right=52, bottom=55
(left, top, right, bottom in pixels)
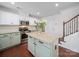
left=38, top=19, right=47, bottom=32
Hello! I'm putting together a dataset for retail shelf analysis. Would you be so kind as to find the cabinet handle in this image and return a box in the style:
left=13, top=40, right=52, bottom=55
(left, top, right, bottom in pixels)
left=55, top=45, right=57, bottom=50
left=33, top=43, right=36, bottom=45
left=4, top=35, right=7, bottom=37
left=0, top=35, right=5, bottom=38
left=0, top=34, right=8, bottom=38
left=39, top=41, right=44, bottom=44
left=30, top=36, right=32, bottom=38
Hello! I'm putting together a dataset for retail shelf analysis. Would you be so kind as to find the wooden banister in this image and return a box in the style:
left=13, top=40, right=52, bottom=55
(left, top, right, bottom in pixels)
left=64, top=14, right=79, bottom=24
left=63, top=14, right=79, bottom=38
left=59, top=14, right=79, bottom=44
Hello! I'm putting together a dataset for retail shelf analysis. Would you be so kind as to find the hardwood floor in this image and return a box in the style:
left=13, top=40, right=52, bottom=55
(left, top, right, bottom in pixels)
left=0, top=43, right=33, bottom=57
left=59, top=46, right=79, bottom=57
left=1, top=40, right=79, bottom=57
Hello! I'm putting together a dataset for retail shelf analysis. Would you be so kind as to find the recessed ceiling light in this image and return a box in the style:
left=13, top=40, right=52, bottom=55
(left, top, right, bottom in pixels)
left=37, top=12, right=40, bottom=15
left=55, top=3, right=59, bottom=7
left=11, top=2, right=15, bottom=4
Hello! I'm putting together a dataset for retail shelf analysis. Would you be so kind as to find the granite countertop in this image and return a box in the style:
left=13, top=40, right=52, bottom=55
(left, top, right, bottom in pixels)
left=0, top=31, right=20, bottom=35
left=26, top=31, right=57, bottom=43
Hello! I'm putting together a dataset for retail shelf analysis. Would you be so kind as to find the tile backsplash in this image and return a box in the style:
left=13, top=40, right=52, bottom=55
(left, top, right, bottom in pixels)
left=0, top=25, right=19, bottom=34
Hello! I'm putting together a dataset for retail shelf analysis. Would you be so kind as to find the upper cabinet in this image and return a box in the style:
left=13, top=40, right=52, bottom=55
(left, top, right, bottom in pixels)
left=20, top=21, right=29, bottom=26
left=0, top=10, right=19, bottom=25
left=20, top=16, right=38, bottom=26
left=29, top=17, right=37, bottom=26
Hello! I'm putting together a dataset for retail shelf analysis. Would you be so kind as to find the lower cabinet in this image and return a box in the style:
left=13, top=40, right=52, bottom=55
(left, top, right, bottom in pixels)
left=28, top=36, right=35, bottom=56
left=0, top=32, right=20, bottom=50
left=0, top=34, right=10, bottom=50
left=11, top=33, right=20, bottom=46
left=28, top=36, right=53, bottom=57
left=35, top=41, right=51, bottom=57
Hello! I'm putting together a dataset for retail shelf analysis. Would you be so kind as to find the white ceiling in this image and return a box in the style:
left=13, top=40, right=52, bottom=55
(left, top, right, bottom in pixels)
left=0, top=2, right=79, bottom=17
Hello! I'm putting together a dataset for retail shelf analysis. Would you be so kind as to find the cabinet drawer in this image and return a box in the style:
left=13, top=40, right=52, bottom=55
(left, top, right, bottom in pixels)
left=15, top=32, right=20, bottom=35
left=36, top=43, right=51, bottom=57
left=0, top=35, right=5, bottom=38
left=35, top=40, right=51, bottom=49
left=43, top=43, right=51, bottom=49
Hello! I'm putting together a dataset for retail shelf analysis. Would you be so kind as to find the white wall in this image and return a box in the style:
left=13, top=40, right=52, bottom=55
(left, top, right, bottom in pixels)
left=0, top=10, right=19, bottom=25
left=44, top=5, right=79, bottom=37
left=0, top=10, right=19, bottom=34
left=60, top=32, right=79, bottom=52
left=45, top=14, right=63, bottom=38
left=44, top=5, right=79, bottom=52
left=59, top=6, right=79, bottom=52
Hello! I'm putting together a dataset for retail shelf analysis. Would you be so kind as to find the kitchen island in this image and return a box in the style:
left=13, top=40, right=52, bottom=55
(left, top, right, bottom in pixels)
left=26, top=31, right=58, bottom=57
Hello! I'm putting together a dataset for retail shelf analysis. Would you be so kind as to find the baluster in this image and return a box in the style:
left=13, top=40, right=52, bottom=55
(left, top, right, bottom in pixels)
left=73, top=19, right=74, bottom=34
left=65, top=23, right=67, bottom=36
left=63, top=15, right=79, bottom=37
left=66, top=23, right=68, bottom=36
left=72, top=20, right=73, bottom=34
left=68, top=22, right=69, bottom=35
left=76, top=17, right=78, bottom=32
left=78, top=16, right=79, bottom=31
left=68, top=22, right=70, bottom=35
left=70, top=21, right=72, bottom=34
left=69, top=21, right=71, bottom=35
left=74, top=18, right=76, bottom=33
left=64, top=24, right=66, bottom=36
left=67, top=23, right=68, bottom=36
left=63, top=22, right=65, bottom=37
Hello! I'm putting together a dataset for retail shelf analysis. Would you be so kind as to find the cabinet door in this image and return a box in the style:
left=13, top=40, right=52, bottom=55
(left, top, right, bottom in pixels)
left=13, top=33, right=21, bottom=44
left=35, top=40, right=51, bottom=57
left=29, top=17, right=37, bottom=25
left=0, top=11, right=19, bottom=25
left=9, top=14, right=19, bottom=25
left=10, top=33, right=20, bottom=46
left=0, top=34, right=10, bottom=50
left=28, top=36, right=35, bottom=55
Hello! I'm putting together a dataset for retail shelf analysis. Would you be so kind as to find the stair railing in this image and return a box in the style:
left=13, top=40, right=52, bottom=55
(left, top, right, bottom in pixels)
left=59, top=14, right=79, bottom=44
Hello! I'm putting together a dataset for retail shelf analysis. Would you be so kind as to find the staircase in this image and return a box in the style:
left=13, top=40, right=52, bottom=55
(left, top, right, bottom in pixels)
left=59, top=14, right=79, bottom=44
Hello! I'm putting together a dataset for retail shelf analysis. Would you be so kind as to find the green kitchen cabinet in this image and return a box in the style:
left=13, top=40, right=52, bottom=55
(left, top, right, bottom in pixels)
left=0, top=32, right=20, bottom=51
left=10, top=32, right=20, bottom=46
left=28, top=36, right=56, bottom=57
left=35, top=40, right=51, bottom=57
left=0, top=34, right=11, bottom=50
left=28, top=36, right=35, bottom=56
